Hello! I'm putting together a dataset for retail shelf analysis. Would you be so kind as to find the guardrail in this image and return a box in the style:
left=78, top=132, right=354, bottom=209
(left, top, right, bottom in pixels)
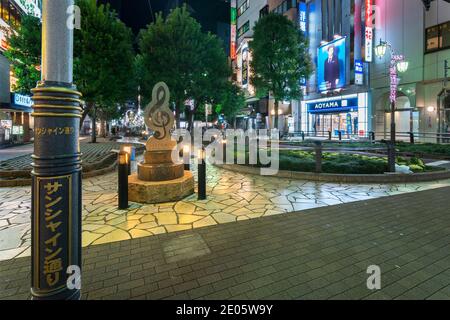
left=285, top=131, right=450, bottom=144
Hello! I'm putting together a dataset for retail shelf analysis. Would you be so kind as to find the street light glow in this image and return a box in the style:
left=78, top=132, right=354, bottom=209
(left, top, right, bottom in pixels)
left=397, top=60, right=409, bottom=73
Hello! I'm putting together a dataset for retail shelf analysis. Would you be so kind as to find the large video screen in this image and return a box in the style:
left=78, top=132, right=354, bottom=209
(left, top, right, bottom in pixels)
left=317, top=37, right=346, bottom=92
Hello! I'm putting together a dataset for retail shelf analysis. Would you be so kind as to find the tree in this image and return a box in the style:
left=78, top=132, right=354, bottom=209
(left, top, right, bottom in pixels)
left=187, top=32, right=230, bottom=131
left=138, top=5, right=230, bottom=130
left=215, top=82, right=246, bottom=125
left=250, top=13, right=312, bottom=130
left=4, top=15, right=41, bottom=94
left=139, top=5, right=204, bottom=129
left=74, top=0, right=136, bottom=143
left=6, top=1, right=136, bottom=143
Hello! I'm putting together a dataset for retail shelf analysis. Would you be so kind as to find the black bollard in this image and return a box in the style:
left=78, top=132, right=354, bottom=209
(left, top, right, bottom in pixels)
left=222, top=139, right=227, bottom=164
left=409, top=132, right=415, bottom=144
left=183, top=144, right=190, bottom=171
left=198, top=148, right=207, bottom=200
left=338, top=131, right=342, bottom=141
left=370, top=131, right=375, bottom=142
left=301, top=131, right=305, bottom=142
left=118, top=151, right=129, bottom=209
left=328, top=131, right=332, bottom=140
left=314, top=141, right=322, bottom=173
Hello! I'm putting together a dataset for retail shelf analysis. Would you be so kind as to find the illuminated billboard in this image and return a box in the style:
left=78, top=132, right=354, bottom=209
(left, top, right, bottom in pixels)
left=317, top=37, right=346, bottom=92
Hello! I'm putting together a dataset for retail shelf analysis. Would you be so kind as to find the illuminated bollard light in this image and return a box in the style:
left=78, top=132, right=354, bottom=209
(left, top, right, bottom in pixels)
left=222, top=139, right=227, bottom=164
left=121, top=145, right=133, bottom=175
left=183, top=144, right=191, bottom=171
left=118, top=151, right=129, bottom=210
left=197, top=148, right=207, bottom=200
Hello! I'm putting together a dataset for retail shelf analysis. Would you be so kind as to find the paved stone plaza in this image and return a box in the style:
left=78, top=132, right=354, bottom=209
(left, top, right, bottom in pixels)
left=1, top=162, right=450, bottom=262
left=0, top=187, right=449, bottom=300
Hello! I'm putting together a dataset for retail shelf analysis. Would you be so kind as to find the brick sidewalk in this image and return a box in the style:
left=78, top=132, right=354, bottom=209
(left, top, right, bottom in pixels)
left=1, top=187, right=449, bottom=300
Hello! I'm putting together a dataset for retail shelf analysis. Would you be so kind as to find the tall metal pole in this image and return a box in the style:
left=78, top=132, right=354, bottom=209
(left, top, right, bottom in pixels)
left=31, top=0, right=82, bottom=300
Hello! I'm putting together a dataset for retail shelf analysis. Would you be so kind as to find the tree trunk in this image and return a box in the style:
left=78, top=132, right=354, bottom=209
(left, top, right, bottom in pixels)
left=274, top=100, right=279, bottom=130
left=100, top=118, right=106, bottom=138
left=175, top=101, right=182, bottom=129
left=91, top=104, right=97, bottom=143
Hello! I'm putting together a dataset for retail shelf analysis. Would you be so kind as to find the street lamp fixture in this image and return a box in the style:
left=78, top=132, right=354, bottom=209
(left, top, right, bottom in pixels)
left=375, top=40, right=387, bottom=58
left=396, top=61, right=409, bottom=73
left=373, top=38, right=409, bottom=172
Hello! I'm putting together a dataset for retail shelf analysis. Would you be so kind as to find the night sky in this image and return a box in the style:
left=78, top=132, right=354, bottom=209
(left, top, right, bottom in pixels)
left=99, top=0, right=230, bottom=36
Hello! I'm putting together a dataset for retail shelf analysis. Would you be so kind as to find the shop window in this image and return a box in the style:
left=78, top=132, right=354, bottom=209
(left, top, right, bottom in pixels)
left=425, top=21, right=450, bottom=53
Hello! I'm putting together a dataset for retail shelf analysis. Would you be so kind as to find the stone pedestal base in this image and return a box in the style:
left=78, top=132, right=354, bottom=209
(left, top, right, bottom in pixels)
left=128, top=171, right=195, bottom=204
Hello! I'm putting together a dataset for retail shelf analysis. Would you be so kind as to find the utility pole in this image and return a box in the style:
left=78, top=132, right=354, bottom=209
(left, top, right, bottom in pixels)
left=31, top=0, right=82, bottom=300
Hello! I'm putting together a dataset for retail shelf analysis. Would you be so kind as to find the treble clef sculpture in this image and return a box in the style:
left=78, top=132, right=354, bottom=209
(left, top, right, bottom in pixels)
left=144, top=82, right=174, bottom=140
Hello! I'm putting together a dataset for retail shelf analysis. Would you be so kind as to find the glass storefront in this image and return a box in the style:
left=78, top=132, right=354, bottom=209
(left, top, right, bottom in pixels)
left=301, top=93, right=369, bottom=138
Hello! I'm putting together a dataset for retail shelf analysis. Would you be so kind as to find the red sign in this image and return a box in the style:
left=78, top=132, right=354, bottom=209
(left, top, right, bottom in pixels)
left=365, top=0, right=372, bottom=27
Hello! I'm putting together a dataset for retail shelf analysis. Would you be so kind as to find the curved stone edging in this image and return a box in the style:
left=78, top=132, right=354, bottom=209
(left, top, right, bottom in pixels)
left=0, top=161, right=118, bottom=188
left=216, top=164, right=450, bottom=183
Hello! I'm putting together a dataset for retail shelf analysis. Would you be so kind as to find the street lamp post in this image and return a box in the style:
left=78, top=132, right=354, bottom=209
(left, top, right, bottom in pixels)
left=375, top=39, right=409, bottom=172
left=31, top=0, right=82, bottom=300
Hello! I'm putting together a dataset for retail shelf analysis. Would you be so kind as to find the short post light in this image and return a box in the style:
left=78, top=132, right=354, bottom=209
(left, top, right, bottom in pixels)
left=197, top=147, right=207, bottom=200
left=221, top=139, right=227, bottom=164
left=121, top=145, right=132, bottom=175
left=183, top=144, right=191, bottom=171
left=118, top=151, right=129, bottom=209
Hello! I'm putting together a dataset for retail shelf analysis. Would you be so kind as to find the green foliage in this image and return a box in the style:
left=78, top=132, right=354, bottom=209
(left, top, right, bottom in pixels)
left=5, top=0, right=135, bottom=124
left=138, top=5, right=231, bottom=128
left=249, top=13, right=312, bottom=128
left=74, top=0, right=136, bottom=108
left=215, top=82, right=246, bottom=121
left=4, top=15, right=41, bottom=94
left=237, top=149, right=436, bottom=174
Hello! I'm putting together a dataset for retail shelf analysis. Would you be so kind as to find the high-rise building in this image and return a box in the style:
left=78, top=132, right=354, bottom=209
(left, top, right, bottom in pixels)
left=0, top=0, right=41, bottom=147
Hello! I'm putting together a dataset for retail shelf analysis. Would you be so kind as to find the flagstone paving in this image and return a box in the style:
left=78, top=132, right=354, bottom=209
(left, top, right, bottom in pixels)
left=1, top=187, right=449, bottom=300
left=1, top=160, right=450, bottom=262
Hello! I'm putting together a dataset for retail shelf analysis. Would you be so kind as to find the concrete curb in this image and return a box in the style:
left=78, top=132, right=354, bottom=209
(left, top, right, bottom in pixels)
left=0, top=161, right=118, bottom=188
left=216, top=164, right=450, bottom=183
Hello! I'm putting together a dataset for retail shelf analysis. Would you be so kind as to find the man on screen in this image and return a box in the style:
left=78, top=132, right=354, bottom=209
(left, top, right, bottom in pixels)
left=324, top=45, right=340, bottom=90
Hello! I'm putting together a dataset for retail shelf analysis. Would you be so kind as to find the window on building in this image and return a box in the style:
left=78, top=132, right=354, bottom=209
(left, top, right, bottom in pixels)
left=237, top=0, right=250, bottom=17
left=271, top=0, right=296, bottom=15
left=259, top=5, right=269, bottom=18
left=237, top=21, right=250, bottom=38
left=426, top=21, right=450, bottom=53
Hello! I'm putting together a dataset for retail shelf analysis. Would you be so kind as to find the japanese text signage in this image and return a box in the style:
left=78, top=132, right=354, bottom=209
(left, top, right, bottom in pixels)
left=35, top=176, right=72, bottom=292
left=365, top=0, right=373, bottom=62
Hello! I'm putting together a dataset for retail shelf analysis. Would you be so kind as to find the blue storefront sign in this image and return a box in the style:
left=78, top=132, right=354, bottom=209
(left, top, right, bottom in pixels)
left=307, top=97, right=358, bottom=114
left=355, top=60, right=364, bottom=85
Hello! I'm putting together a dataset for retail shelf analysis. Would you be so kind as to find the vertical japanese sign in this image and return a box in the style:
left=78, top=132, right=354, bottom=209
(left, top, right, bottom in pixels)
left=242, top=45, right=249, bottom=87
left=34, top=175, right=72, bottom=293
left=355, top=60, right=364, bottom=85
left=298, top=1, right=307, bottom=86
left=298, top=1, right=307, bottom=34
left=231, top=0, right=237, bottom=60
left=365, top=0, right=373, bottom=62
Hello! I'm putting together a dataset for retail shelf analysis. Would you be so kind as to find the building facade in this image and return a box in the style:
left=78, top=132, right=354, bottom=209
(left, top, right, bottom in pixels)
left=298, top=0, right=450, bottom=141
left=371, top=0, right=450, bottom=142
left=0, top=0, right=41, bottom=147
